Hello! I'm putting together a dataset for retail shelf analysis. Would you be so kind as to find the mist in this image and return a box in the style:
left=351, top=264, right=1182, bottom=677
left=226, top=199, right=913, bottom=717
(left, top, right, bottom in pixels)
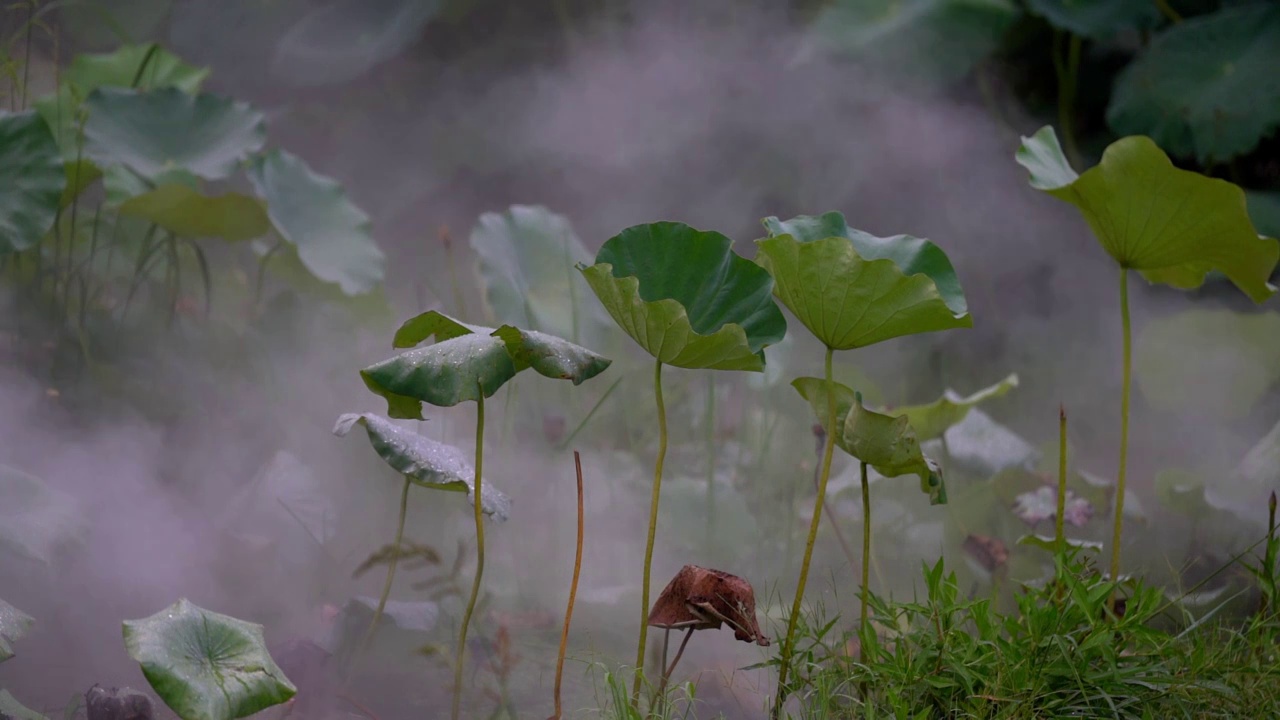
left=2, top=1, right=1277, bottom=718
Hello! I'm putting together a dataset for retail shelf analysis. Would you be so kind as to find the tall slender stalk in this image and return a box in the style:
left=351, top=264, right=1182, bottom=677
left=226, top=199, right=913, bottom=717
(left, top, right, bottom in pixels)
left=858, top=459, right=871, bottom=661
left=1056, top=405, right=1068, bottom=554
left=631, top=359, right=668, bottom=703
left=346, top=476, right=411, bottom=682
left=453, top=393, right=487, bottom=720
left=773, top=346, right=837, bottom=718
left=1054, top=32, right=1084, bottom=167
left=1108, top=269, right=1132, bottom=614
left=551, top=451, right=586, bottom=720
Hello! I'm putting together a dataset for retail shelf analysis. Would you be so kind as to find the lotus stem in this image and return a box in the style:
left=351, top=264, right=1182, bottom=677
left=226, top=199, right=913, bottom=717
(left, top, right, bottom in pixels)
left=859, top=458, right=871, bottom=663
left=1056, top=405, right=1067, bottom=555
left=656, top=628, right=694, bottom=709
left=1108, top=269, right=1132, bottom=615
left=551, top=451, right=586, bottom=719
left=453, top=392, right=487, bottom=720
left=1054, top=32, right=1084, bottom=167
left=631, top=359, right=668, bottom=704
left=774, top=346, right=838, bottom=718
left=347, top=475, right=411, bottom=683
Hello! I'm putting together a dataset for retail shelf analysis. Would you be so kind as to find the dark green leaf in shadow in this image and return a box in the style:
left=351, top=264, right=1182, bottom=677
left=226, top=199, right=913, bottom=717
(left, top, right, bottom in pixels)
left=122, top=599, right=296, bottom=720
left=892, top=373, right=1018, bottom=440
left=843, top=397, right=946, bottom=504
left=1247, top=191, right=1280, bottom=241
left=248, top=149, right=384, bottom=295
left=66, top=44, right=210, bottom=93
left=60, top=160, right=102, bottom=209
left=579, top=222, right=786, bottom=371
left=83, top=87, right=266, bottom=181
left=1135, top=309, right=1280, bottom=421
left=1017, top=126, right=1279, bottom=302
left=333, top=413, right=511, bottom=520
left=119, top=184, right=270, bottom=241
left=0, top=598, right=33, bottom=663
left=1108, top=5, right=1280, bottom=163
left=0, top=110, right=65, bottom=253
left=756, top=217, right=971, bottom=349
left=1025, top=0, right=1160, bottom=39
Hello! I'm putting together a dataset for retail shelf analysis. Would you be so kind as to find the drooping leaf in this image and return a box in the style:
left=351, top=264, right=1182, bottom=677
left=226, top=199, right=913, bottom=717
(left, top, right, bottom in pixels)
left=118, top=184, right=269, bottom=241
left=1025, top=0, right=1160, bottom=38
left=252, top=241, right=392, bottom=322
left=83, top=87, right=266, bottom=181
left=247, top=149, right=385, bottom=296
left=469, top=205, right=608, bottom=341
left=66, top=44, right=210, bottom=94
left=333, top=413, right=511, bottom=521
left=1135, top=309, right=1280, bottom=421
left=1017, top=534, right=1103, bottom=554
left=891, top=373, right=1018, bottom=441
left=578, top=222, right=786, bottom=371
left=363, top=311, right=610, bottom=415
left=842, top=396, right=946, bottom=504
left=756, top=219, right=970, bottom=350
left=0, top=464, right=87, bottom=565
left=1016, top=126, right=1279, bottom=302
left=809, top=0, right=1018, bottom=87
left=0, top=691, right=47, bottom=720
left=792, top=377, right=858, bottom=451
left=123, top=599, right=296, bottom=720
left=0, top=110, right=65, bottom=253
left=1108, top=4, right=1280, bottom=164
left=0, top=598, right=34, bottom=663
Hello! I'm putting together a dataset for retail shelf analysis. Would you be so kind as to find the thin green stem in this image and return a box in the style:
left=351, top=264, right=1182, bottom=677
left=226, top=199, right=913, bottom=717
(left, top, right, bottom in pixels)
left=1154, top=0, right=1182, bottom=23
left=631, top=359, right=668, bottom=705
left=1108, top=269, right=1132, bottom=614
left=346, top=476, right=411, bottom=682
left=773, top=346, right=837, bottom=718
left=1054, top=32, right=1084, bottom=168
left=1056, top=405, right=1068, bottom=555
left=859, top=459, right=871, bottom=662
left=453, top=392, right=487, bottom=720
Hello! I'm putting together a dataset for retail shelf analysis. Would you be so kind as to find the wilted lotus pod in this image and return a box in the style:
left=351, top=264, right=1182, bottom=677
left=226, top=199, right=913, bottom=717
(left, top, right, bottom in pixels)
left=647, top=565, right=769, bottom=646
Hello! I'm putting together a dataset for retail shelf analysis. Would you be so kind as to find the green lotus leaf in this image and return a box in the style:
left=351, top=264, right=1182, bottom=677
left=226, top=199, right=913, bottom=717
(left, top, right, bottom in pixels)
left=83, top=87, right=266, bottom=181
left=469, top=205, right=608, bottom=341
left=792, top=376, right=858, bottom=453
left=491, top=325, right=612, bottom=383
left=251, top=241, right=392, bottom=321
left=809, top=0, right=1018, bottom=87
left=0, top=110, right=65, bottom=253
left=1220, top=416, right=1280, bottom=516
left=1025, top=0, right=1160, bottom=39
left=1017, top=126, right=1279, bottom=302
left=0, top=691, right=46, bottom=720
left=333, top=413, right=511, bottom=521
left=118, top=184, right=269, bottom=241
left=1136, top=309, right=1280, bottom=421
left=66, top=43, right=210, bottom=94
left=762, top=211, right=967, bottom=316
left=123, top=599, right=296, bottom=720
left=755, top=224, right=970, bottom=350
left=102, top=165, right=199, bottom=206
left=1247, top=191, right=1280, bottom=241
left=1016, top=534, right=1102, bottom=554
left=60, top=160, right=102, bottom=209
left=1107, top=4, right=1280, bottom=163
left=843, top=397, right=945, bottom=505
left=247, top=149, right=385, bottom=296
left=578, top=222, right=786, bottom=371
left=392, top=310, right=483, bottom=346
left=0, top=464, right=87, bottom=565
left=0, top=598, right=33, bottom=663
left=891, top=373, right=1018, bottom=441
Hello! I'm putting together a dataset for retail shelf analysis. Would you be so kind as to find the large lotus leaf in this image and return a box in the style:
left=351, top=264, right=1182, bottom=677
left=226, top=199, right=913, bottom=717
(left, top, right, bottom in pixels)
left=755, top=232, right=970, bottom=350
left=1025, top=0, right=1160, bottom=38
left=247, top=149, right=384, bottom=295
left=891, top=373, right=1018, bottom=441
left=0, top=464, right=87, bottom=565
left=843, top=398, right=946, bottom=505
left=333, top=413, right=511, bottom=521
left=1247, top=191, right=1280, bottom=242
left=67, top=44, right=210, bottom=93
left=1017, top=126, right=1279, bottom=302
left=252, top=242, right=393, bottom=322
left=0, top=691, right=46, bottom=720
left=0, top=598, right=33, bottom=663
left=469, top=206, right=595, bottom=335
left=118, top=184, right=269, bottom=241
left=579, top=222, right=785, bottom=371
left=491, top=325, right=612, bottom=383
left=809, top=0, right=1017, bottom=86
left=1136, top=309, right=1280, bottom=421
left=83, top=87, right=266, bottom=181
left=1107, top=5, right=1280, bottom=164
left=123, top=599, right=296, bottom=720
left=0, top=110, right=65, bottom=253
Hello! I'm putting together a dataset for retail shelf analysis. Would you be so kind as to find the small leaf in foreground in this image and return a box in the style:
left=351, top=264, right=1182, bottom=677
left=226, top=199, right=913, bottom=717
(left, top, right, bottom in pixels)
left=0, top=597, right=34, bottom=663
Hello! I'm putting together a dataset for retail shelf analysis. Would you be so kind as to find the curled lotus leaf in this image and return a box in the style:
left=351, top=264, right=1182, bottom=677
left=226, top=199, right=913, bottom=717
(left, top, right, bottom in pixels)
left=1016, top=125, right=1278, bottom=303
left=333, top=413, right=511, bottom=521
left=891, top=373, right=1019, bottom=441
left=578, top=222, right=786, bottom=371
